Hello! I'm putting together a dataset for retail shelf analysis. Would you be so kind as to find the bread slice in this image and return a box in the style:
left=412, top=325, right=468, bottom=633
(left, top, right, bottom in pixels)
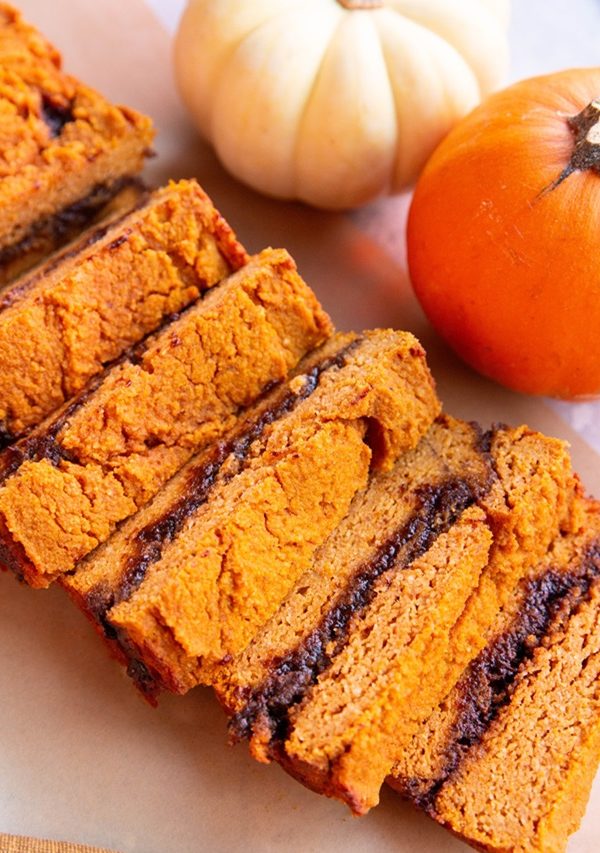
left=390, top=497, right=600, bottom=853
left=63, top=330, right=441, bottom=699
left=0, top=178, right=146, bottom=286
left=0, top=248, right=331, bottom=587
left=0, top=179, right=248, bottom=443
left=218, top=417, right=576, bottom=815
left=0, top=3, right=153, bottom=279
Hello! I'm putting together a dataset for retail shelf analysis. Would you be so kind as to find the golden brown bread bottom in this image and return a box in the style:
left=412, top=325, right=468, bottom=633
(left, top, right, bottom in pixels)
left=63, top=330, right=441, bottom=699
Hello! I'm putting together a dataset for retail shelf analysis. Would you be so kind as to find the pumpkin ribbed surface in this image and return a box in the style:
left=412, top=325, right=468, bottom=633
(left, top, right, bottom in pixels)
left=174, top=0, right=509, bottom=209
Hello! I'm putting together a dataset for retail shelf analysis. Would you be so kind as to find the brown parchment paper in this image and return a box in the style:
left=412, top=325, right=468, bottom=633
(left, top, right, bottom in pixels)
left=0, top=2, right=598, bottom=852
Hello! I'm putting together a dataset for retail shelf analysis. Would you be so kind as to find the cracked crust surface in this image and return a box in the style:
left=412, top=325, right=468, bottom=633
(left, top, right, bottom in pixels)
left=63, top=329, right=440, bottom=696
left=0, top=3, right=153, bottom=262
left=0, top=248, right=332, bottom=586
left=216, top=418, right=575, bottom=815
left=0, top=179, right=248, bottom=441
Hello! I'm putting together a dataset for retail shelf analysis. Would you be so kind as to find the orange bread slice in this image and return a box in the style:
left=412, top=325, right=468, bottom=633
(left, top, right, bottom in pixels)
left=0, top=178, right=146, bottom=286
left=0, top=178, right=248, bottom=443
left=0, top=248, right=331, bottom=587
left=0, top=4, right=154, bottom=279
left=63, top=330, right=440, bottom=699
left=390, top=497, right=600, bottom=853
left=219, top=417, right=575, bottom=815
left=0, top=177, right=148, bottom=290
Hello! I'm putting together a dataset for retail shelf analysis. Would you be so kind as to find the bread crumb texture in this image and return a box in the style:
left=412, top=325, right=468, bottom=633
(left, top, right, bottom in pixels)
left=0, top=3, right=153, bottom=252
left=65, top=329, right=440, bottom=694
left=217, top=418, right=576, bottom=815
left=0, top=249, right=332, bottom=585
left=0, top=180, right=248, bottom=439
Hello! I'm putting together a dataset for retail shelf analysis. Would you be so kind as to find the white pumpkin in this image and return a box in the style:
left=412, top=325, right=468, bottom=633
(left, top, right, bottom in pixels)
left=174, top=0, right=510, bottom=210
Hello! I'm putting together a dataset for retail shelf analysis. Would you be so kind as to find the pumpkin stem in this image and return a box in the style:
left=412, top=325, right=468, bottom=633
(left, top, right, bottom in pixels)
left=540, top=99, right=600, bottom=196
left=336, top=0, right=384, bottom=9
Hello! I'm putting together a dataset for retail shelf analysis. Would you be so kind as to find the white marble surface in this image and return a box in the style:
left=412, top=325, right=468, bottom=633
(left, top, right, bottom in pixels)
left=147, top=0, right=600, bottom=455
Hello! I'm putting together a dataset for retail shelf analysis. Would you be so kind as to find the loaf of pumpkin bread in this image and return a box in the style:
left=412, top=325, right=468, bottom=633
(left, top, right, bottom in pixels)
left=0, top=248, right=332, bottom=587
left=218, top=416, right=575, bottom=815
left=63, top=330, right=441, bottom=699
left=0, top=179, right=248, bottom=444
left=0, top=3, right=154, bottom=282
left=389, top=496, right=600, bottom=853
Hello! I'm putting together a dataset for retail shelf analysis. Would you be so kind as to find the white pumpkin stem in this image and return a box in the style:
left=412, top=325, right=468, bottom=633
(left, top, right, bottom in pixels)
left=540, top=99, right=600, bottom=196
left=336, top=0, right=384, bottom=9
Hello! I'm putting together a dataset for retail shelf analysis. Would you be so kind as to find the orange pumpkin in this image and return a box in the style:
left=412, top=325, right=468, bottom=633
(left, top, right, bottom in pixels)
left=407, top=67, right=600, bottom=400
